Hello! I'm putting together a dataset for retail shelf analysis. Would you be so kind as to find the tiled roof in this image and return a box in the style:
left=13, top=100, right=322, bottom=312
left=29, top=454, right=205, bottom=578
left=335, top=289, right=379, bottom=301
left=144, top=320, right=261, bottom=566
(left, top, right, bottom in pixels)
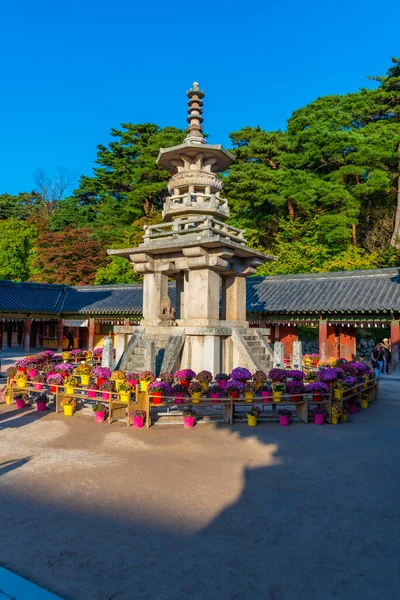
left=247, top=268, right=400, bottom=315
left=0, top=280, right=66, bottom=314
left=0, top=268, right=399, bottom=317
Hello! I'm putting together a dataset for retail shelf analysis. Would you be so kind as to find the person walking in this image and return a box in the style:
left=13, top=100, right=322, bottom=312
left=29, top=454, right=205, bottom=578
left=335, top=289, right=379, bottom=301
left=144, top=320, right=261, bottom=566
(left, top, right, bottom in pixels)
left=66, top=330, right=74, bottom=351
left=371, top=343, right=385, bottom=376
left=381, top=338, right=391, bottom=374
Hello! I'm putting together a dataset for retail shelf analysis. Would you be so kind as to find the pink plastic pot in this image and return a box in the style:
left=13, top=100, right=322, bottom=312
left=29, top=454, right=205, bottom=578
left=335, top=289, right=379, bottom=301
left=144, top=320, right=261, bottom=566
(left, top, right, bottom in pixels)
left=127, top=379, right=139, bottom=388
left=33, top=383, right=44, bottom=391
left=210, top=393, right=220, bottom=403
left=260, top=391, right=272, bottom=402
left=348, top=404, right=358, bottom=414
left=217, top=380, right=228, bottom=391
left=279, top=415, right=290, bottom=427
left=94, top=411, right=105, bottom=423
left=36, top=401, right=47, bottom=412
left=314, top=414, right=325, bottom=425
left=101, top=391, right=110, bottom=400
left=87, top=390, right=97, bottom=398
left=28, top=369, right=38, bottom=379
left=183, top=416, right=195, bottom=429
left=174, top=393, right=185, bottom=404
left=132, top=416, right=144, bottom=429
left=16, top=399, right=26, bottom=409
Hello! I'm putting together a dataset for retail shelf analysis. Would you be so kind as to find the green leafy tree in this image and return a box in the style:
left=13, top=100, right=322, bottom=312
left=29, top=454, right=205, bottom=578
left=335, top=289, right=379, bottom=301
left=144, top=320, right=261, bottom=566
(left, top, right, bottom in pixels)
left=0, top=219, right=36, bottom=280
left=95, top=256, right=141, bottom=284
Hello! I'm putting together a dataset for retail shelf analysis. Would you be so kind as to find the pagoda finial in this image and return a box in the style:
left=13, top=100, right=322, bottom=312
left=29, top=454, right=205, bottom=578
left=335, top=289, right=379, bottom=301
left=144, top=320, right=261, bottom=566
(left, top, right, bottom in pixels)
left=185, top=82, right=205, bottom=145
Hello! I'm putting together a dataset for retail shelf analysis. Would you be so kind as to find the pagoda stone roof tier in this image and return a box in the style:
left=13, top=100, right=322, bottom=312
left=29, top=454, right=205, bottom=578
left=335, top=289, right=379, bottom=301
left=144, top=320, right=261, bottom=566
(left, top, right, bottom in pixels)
left=157, top=143, right=234, bottom=174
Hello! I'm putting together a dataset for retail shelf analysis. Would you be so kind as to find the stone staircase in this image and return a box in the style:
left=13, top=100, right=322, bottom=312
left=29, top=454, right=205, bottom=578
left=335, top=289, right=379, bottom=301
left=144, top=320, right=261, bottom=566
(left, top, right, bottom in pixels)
left=122, top=329, right=184, bottom=376
left=231, top=328, right=273, bottom=372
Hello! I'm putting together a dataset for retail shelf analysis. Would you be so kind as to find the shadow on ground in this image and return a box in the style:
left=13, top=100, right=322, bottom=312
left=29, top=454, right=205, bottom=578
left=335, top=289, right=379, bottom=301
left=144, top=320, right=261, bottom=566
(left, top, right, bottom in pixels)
left=0, top=382, right=399, bottom=600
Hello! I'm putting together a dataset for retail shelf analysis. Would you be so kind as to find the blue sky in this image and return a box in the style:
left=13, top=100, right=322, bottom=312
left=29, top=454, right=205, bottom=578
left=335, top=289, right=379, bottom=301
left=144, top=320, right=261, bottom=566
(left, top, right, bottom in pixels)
left=0, top=0, right=398, bottom=194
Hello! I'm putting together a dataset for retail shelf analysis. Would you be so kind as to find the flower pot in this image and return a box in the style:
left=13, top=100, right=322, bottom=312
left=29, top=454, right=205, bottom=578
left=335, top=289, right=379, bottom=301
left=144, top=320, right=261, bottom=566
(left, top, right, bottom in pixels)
left=127, top=379, right=139, bottom=389
left=229, top=391, right=240, bottom=399
left=36, top=401, right=47, bottom=412
left=87, top=390, right=97, bottom=399
left=16, top=399, right=26, bottom=409
left=183, top=416, right=195, bottom=429
left=331, top=416, right=339, bottom=424
left=80, top=374, right=90, bottom=386
left=210, top=393, right=220, bottom=403
left=28, top=369, right=37, bottom=379
left=272, top=391, right=283, bottom=402
left=119, top=391, right=131, bottom=403
left=94, top=411, right=105, bottom=423
left=260, top=391, right=271, bottom=401
left=65, top=386, right=75, bottom=395
left=115, top=380, right=124, bottom=392
left=132, top=415, right=144, bottom=429
left=17, top=367, right=27, bottom=374
left=279, top=415, right=290, bottom=426
left=312, top=394, right=322, bottom=402
left=191, top=391, right=202, bottom=403
left=247, top=414, right=257, bottom=427
left=333, top=389, right=343, bottom=400
left=200, top=381, right=209, bottom=392
left=361, top=399, right=369, bottom=409
left=151, top=392, right=162, bottom=405
left=291, top=395, right=300, bottom=403
left=180, top=379, right=190, bottom=389
left=63, top=405, right=74, bottom=416
left=50, top=385, right=57, bottom=393
left=217, top=380, right=227, bottom=391
left=140, top=380, right=150, bottom=392
left=33, top=383, right=44, bottom=391
left=342, top=413, right=348, bottom=421
left=255, top=381, right=264, bottom=389
left=5, top=395, right=11, bottom=405
left=101, top=391, right=111, bottom=400
left=97, top=377, right=105, bottom=387
left=174, top=393, right=185, bottom=404
left=314, top=414, right=325, bottom=425
left=17, top=380, right=26, bottom=389
left=348, top=404, right=358, bottom=414
left=245, top=393, right=254, bottom=402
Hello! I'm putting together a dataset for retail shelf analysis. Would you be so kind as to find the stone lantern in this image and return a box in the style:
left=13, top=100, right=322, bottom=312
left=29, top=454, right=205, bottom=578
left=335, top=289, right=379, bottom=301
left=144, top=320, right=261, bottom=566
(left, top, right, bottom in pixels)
left=109, top=84, right=276, bottom=375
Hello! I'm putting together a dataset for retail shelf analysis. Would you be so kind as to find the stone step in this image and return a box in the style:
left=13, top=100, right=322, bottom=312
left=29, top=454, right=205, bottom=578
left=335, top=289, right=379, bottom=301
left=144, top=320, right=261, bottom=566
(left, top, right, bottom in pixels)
left=250, top=348, right=266, bottom=356
left=143, top=334, right=171, bottom=342
left=133, top=347, right=145, bottom=355
left=246, top=340, right=261, bottom=348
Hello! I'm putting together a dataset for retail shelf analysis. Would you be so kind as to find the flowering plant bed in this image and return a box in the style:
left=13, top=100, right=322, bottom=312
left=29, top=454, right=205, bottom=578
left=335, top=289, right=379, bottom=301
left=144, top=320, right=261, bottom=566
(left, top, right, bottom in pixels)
left=175, top=369, right=196, bottom=381
left=159, top=372, right=174, bottom=385
left=253, top=370, right=267, bottom=384
left=230, top=367, right=252, bottom=382
left=148, top=381, right=173, bottom=395
left=138, top=371, right=155, bottom=383
left=342, top=376, right=358, bottom=389
left=196, top=370, right=213, bottom=383
left=268, top=368, right=287, bottom=382
left=92, top=366, right=111, bottom=379
left=287, top=370, right=305, bottom=381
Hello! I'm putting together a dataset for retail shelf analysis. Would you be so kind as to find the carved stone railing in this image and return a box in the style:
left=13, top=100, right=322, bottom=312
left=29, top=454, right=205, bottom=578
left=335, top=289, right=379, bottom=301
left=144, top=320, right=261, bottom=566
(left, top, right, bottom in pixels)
left=162, top=191, right=230, bottom=219
left=143, top=216, right=247, bottom=245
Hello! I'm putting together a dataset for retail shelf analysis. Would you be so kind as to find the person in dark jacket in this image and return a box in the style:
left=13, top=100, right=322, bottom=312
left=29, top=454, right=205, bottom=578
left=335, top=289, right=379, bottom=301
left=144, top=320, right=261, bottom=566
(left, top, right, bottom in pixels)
left=371, top=344, right=385, bottom=375
left=381, top=338, right=391, bottom=374
left=66, top=330, right=74, bottom=351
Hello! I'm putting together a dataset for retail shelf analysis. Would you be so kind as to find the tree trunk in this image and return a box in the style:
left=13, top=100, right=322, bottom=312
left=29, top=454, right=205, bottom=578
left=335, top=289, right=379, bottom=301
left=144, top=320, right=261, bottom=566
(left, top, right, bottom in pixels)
left=390, top=143, right=400, bottom=248
left=352, top=224, right=357, bottom=246
left=287, top=199, right=295, bottom=220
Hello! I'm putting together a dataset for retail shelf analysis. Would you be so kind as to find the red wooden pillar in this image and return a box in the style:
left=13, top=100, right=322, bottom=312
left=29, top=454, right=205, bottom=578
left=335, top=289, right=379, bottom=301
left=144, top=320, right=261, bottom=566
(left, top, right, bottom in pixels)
left=57, top=320, right=64, bottom=352
left=339, top=325, right=356, bottom=361
left=23, top=318, right=31, bottom=353
left=274, top=324, right=280, bottom=342
left=124, top=319, right=130, bottom=326
left=88, top=318, right=95, bottom=352
left=391, top=320, right=400, bottom=374
left=319, top=319, right=327, bottom=357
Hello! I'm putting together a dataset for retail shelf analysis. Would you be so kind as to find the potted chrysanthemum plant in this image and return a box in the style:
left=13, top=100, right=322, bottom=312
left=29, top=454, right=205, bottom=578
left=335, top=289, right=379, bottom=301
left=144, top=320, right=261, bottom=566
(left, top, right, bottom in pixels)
left=147, top=381, right=173, bottom=405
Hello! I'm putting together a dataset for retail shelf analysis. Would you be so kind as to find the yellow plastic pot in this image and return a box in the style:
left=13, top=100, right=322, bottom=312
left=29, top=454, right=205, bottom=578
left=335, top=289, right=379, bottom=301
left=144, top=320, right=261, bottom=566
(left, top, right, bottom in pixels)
left=5, top=395, right=12, bottom=405
left=63, top=405, right=74, bottom=416
left=80, top=374, right=90, bottom=386
left=190, top=391, right=202, bottom=404
left=331, top=416, right=339, bottom=425
left=140, top=380, right=150, bottom=392
left=65, top=386, right=75, bottom=395
left=200, top=381, right=209, bottom=392
left=119, top=391, right=131, bottom=403
left=255, top=382, right=263, bottom=389
left=361, top=399, right=369, bottom=409
left=17, top=380, right=26, bottom=389
left=333, top=389, right=343, bottom=400
left=272, top=391, right=283, bottom=402
left=342, top=413, right=348, bottom=421
left=247, top=414, right=257, bottom=427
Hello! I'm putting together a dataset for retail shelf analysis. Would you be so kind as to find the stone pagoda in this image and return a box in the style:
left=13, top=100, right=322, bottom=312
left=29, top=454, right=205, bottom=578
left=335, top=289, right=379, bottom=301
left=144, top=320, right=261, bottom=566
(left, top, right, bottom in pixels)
left=109, top=83, right=276, bottom=375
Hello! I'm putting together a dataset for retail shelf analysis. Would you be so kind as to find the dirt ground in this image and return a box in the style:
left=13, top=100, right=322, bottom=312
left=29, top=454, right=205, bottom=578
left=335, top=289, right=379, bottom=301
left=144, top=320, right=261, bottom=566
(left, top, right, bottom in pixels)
left=0, top=380, right=399, bottom=600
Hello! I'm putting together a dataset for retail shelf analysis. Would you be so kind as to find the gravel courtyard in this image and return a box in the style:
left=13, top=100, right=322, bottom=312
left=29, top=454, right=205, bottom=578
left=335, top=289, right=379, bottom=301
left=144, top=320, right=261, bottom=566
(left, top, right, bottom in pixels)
left=0, top=379, right=398, bottom=600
